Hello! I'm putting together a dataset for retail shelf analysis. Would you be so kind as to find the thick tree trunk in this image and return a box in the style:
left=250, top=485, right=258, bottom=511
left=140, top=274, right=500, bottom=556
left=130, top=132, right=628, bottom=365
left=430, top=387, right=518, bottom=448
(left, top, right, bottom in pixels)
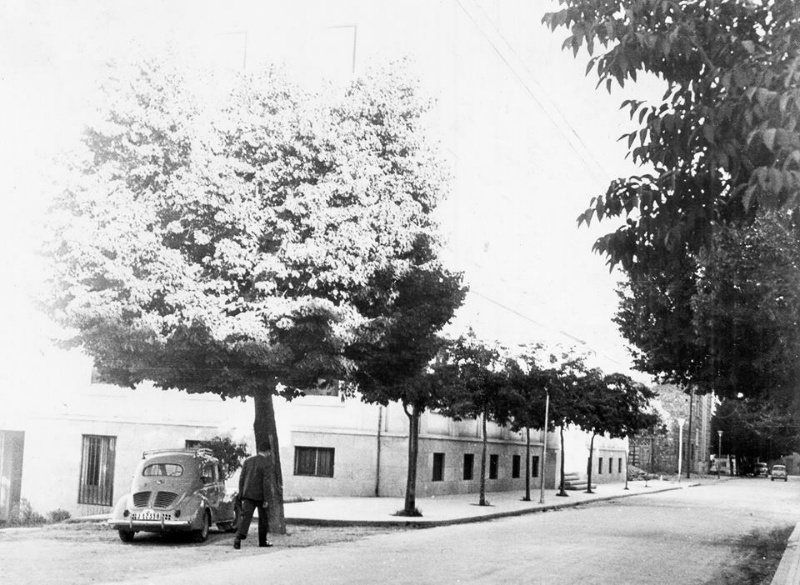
left=254, top=383, right=286, bottom=534
left=586, top=433, right=595, bottom=494
left=523, top=427, right=531, bottom=501
left=557, top=426, right=568, bottom=497
left=479, top=411, right=488, bottom=506
left=403, top=405, right=421, bottom=516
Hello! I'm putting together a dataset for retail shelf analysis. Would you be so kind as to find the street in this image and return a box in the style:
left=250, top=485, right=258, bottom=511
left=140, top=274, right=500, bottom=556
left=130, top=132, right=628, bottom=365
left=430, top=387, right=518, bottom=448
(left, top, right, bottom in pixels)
left=2, top=478, right=798, bottom=585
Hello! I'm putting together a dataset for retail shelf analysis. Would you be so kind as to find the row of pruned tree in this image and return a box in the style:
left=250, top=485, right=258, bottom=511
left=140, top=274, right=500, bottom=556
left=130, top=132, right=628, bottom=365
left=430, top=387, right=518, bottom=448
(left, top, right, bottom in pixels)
left=361, top=331, right=659, bottom=516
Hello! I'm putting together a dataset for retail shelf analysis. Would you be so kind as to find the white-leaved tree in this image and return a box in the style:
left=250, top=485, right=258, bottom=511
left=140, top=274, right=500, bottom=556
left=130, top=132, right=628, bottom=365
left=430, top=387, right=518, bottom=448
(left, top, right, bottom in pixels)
left=42, top=58, right=453, bottom=533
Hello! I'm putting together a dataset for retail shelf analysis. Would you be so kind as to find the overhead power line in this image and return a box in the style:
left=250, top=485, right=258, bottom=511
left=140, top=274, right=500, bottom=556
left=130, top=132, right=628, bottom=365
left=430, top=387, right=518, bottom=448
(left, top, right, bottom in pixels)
left=455, top=0, right=613, bottom=184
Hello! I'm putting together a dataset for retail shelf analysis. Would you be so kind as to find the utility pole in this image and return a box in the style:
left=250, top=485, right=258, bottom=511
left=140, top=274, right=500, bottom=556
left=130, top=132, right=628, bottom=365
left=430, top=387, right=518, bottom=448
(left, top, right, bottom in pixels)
left=686, top=388, right=694, bottom=479
left=539, top=391, right=549, bottom=505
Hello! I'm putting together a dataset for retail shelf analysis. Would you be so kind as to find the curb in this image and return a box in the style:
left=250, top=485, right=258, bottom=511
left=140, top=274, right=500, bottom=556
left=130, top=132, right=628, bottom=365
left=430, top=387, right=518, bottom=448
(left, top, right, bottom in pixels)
left=285, top=483, right=698, bottom=529
left=771, top=521, right=800, bottom=585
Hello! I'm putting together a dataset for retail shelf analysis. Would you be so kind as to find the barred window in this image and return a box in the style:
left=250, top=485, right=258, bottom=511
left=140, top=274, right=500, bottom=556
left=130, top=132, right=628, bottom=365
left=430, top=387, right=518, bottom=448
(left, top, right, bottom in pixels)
left=78, top=435, right=116, bottom=506
left=432, top=453, right=445, bottom=482
left=531, top=455, right=540, bottom=478
left=489, top=454, right=499, bottom=479
left=512, top=454, right=521, bottom=478
left=294, top=447, right=334, bottom=477
left=463, top=453, right=474, bottom=480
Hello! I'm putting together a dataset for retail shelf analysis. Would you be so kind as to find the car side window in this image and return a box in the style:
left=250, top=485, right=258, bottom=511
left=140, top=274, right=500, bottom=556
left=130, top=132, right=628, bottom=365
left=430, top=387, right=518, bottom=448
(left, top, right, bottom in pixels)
left=201, top=461, right=218, bottom=484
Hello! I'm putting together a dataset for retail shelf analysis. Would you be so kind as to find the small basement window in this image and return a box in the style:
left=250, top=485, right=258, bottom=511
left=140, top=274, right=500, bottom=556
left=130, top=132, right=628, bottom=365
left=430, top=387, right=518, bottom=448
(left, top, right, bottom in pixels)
left=432, top=453, right=445, bottom=482
left=294, top=447, right=335, bottom=477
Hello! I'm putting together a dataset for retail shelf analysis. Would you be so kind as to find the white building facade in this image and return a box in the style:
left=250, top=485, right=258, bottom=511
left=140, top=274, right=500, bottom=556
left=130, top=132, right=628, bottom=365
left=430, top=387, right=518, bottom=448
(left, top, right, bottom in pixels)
left=1, top=350, right=629, bottom=520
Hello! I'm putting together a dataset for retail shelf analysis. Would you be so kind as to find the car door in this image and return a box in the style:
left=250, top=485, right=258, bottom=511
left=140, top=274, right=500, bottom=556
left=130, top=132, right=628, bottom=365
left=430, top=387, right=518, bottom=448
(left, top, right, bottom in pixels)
left=200, top=460, right=221, bottom=520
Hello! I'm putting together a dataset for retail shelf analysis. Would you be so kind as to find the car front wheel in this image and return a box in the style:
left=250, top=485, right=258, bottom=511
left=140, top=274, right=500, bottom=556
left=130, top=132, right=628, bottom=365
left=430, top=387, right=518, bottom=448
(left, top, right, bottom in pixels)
left=118, top=530, right=135, bottom=543
left=194, top=510, right=211, bottom=543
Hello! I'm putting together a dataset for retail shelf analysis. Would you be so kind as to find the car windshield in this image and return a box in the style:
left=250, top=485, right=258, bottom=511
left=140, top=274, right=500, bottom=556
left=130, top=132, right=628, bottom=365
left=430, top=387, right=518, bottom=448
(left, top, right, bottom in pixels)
left=143, top=463, right=184, bottom=477
left=773, top=466, right=786, bottom=471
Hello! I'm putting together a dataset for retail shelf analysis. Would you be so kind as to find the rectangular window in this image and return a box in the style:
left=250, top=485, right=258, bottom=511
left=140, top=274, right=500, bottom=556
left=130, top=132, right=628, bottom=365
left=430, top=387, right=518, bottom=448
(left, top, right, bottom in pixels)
left=78, top=435, right=116, bottom=506
left=463, top=453, right=474, bottom=480
left=598, top=457, right=603, bottom=474
left=432, top=453, right=445, bottom=482
left=512, top=454, right=521, bottom=478
left=618, top=458, right=623, bottom=473
left=293, top=447, right=335, bottom=477
left=489, top=454, right=499, bottom=479
left=531, top=455, right=540, bottom=478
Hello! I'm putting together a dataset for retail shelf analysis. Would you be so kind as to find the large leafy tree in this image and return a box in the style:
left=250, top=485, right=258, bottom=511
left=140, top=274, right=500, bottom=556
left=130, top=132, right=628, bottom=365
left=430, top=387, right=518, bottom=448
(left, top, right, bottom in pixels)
left=41, top=60, right=450, bottom=532
left=693, top=216, right=800, bottom=404
left=506, top=346, right=561, bottom=501
left=711, top=397, right=798, bottom=471
left=545, top=1, right=800, bottom=413
left=544, top=0, right=800, bottom=273
left=346, top=235, right=466, bottom=516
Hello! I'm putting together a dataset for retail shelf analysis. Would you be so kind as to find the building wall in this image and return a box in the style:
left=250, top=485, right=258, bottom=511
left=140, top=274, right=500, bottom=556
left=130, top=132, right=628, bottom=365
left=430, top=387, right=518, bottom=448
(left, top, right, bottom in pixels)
left=4, top=348, right=633, bottom=519
left=631, top=385, right=716, bottom=475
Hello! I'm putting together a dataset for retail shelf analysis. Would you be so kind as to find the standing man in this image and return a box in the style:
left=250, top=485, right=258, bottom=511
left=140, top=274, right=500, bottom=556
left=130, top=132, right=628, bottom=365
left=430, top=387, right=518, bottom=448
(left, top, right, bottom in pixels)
left=234, top=439, right=273, bottom=549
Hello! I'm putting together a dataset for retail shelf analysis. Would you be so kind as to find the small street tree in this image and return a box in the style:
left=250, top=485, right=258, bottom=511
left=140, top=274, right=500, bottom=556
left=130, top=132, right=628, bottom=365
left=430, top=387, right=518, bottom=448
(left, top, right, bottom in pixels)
left=41, top=59, right=450, bottom=533
left=439, top=332, right=515, bottom=507
left=346, top=235, right=466, bottom=516
left=576, top=372, right=659, bottom=494
left=506, top=346, right=560, bottom=501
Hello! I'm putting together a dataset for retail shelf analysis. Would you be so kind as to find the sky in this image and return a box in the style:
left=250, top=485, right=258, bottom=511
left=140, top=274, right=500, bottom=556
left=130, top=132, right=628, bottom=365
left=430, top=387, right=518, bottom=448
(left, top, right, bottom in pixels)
left=0, top=0, right=665, bottom=389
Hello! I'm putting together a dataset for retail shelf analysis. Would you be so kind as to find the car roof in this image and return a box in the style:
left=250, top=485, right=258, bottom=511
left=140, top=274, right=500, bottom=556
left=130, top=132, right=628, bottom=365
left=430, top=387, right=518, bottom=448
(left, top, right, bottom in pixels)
left=143, top=447, right=214, bottom=458
left=773, top=464, right=786, bottom=468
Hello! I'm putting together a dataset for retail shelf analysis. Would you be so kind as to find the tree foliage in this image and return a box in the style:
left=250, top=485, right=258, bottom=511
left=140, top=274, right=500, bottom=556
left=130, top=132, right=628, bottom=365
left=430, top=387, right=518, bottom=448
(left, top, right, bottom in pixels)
left=41, top=58, right=453, bottom=532
left=438, top=331, right=514, bottom=506
left=693, top=216, right=800, bottom=404
left=347, top=235, right=466, bottom=515
left=544, top=0, right=800, bottom=273
left=711, top=397, right=799, bottom=468
left=195, top=436, right=250, bottom=480
left=546, top=1, right=800, bottom=417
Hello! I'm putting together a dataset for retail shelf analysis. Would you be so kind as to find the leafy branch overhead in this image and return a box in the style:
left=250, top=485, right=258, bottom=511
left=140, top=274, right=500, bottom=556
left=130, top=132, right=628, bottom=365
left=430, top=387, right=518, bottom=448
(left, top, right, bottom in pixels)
left=545, top=0, right=800, bottom=272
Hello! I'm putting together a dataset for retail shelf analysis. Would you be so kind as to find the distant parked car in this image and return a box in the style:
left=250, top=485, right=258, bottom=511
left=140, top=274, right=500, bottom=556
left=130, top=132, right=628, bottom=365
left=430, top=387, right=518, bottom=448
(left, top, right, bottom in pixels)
left=755, top=462, right=769, bottom=477
left=771, top=465, right=788, bottom=482
left=109, top=448, right=239, bottom=543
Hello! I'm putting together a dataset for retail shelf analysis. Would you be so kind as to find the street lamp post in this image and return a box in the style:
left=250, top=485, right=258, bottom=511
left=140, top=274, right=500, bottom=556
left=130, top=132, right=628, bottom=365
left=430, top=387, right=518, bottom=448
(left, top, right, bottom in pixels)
left=539, top=391, right=550, bottom=505
left=677, top=418, right=685, bottom=482
left=717, top=430, right=723, bottom=479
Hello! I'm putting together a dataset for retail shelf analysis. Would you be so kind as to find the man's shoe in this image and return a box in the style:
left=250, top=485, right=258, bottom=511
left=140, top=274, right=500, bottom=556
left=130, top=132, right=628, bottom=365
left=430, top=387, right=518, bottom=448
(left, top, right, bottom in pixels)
left=233, top=539, right=241, bottom=550
left=259, top=541, right=273, bottom=548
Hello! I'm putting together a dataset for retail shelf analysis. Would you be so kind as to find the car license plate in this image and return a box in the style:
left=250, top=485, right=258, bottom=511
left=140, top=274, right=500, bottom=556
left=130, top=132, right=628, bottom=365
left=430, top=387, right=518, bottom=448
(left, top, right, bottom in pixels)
left=131, top=510, right=171, bottom=521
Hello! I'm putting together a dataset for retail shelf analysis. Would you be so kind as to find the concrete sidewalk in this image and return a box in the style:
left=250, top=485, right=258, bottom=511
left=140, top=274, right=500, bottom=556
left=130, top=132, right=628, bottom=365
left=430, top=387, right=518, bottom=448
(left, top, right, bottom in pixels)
left=284, top=477, right=701, bottom=527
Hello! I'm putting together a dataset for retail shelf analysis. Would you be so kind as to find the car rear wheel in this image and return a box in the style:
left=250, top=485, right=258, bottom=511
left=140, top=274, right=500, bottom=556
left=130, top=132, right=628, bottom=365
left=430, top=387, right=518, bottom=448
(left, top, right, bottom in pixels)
left=194, top=510, right=211, bottom=543
left=118, top=530, right=135, bottom=543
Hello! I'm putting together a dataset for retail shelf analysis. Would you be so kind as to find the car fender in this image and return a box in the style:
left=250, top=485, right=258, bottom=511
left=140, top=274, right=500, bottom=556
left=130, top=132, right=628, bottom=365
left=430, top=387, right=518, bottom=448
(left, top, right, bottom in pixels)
left=111, top=494, right=132, bottom=521
left=178, top=492, right=209, bottom=529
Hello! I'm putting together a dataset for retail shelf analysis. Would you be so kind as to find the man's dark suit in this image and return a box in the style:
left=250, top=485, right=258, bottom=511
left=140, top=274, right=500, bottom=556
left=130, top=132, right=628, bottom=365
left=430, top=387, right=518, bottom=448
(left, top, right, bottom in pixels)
left=236, top=453, right=272, bottom=546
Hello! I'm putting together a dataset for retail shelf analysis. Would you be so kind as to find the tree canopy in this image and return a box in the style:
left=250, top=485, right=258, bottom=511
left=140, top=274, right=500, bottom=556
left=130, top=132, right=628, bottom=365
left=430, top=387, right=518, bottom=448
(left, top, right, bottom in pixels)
left=544, top=0, right=800, bottom=273
left=346, top=235, right=466, bottom=515
left=545, top=1, right=800, bottom=418
left=41, top=58, right=455, bottom=532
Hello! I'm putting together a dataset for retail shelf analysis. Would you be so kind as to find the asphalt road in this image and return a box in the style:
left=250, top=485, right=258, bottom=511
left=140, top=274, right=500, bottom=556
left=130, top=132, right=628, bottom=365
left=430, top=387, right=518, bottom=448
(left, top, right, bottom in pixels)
left=2, top=478, right=797, bottom=585
left=105, top=478, right=799, bottom=585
